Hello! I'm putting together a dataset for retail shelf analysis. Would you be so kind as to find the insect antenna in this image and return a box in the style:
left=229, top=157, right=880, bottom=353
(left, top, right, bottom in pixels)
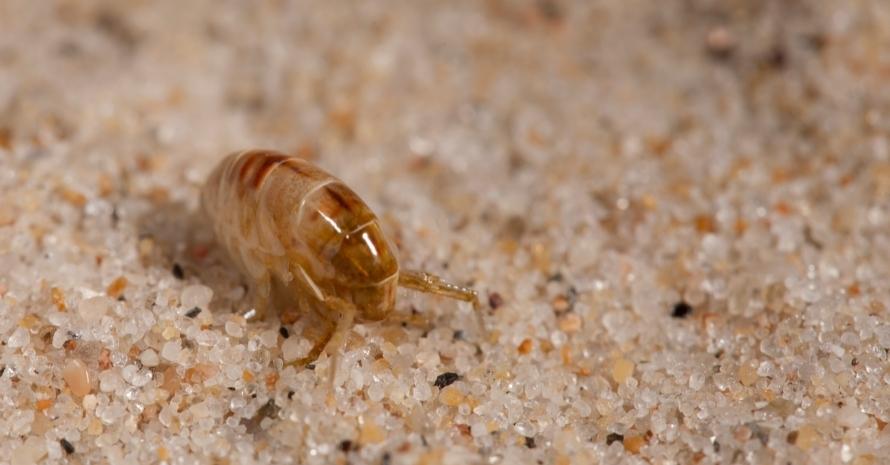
left=398, top=270, right=480, bottom=309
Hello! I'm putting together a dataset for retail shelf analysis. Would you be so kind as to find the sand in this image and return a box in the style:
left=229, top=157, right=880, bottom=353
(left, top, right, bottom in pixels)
left=1, top=1, right=889, bottom=464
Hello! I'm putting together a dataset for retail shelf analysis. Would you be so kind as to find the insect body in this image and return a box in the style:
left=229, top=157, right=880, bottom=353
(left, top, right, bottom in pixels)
left=202, top=150, right=478, bottom=363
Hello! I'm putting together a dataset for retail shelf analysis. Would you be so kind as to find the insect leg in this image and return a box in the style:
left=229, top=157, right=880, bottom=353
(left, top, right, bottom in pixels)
left=286, top=314, right=335, bottom=368
left=244, top=272, right=272, bottom=321
left=321, top=297, right=357, bottom=390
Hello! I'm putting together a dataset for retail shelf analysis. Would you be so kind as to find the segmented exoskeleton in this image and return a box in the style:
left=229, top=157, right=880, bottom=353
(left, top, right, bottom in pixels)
left=202, top=150, right=478, bottom=364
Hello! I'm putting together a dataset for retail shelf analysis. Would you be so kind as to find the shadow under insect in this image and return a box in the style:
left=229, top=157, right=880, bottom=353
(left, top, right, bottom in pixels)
left=136, top=200, right=249, bottom=314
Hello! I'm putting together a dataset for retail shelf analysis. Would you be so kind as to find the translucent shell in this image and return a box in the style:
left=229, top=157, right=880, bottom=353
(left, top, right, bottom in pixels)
left=202, top=150, right=399, bottom=323
left=202, top=149, right=477, bottom=364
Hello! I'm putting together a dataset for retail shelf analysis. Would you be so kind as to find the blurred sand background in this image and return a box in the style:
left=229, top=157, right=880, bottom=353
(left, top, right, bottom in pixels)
left=2, top=1, right=890, bottom=464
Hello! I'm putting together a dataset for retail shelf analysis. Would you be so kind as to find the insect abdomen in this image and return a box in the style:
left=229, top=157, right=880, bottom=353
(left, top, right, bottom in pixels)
left=202, top=150, right=397, bottom=306
left=202, top=151, right=327, bottom=280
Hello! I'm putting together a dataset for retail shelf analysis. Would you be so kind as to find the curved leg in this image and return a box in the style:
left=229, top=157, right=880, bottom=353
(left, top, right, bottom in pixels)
left=321, top=297, right=357, bottom=389
left=286, top=301, right=336, bottom=367
left=244, top=272, right=272, bottom=321
left=273, top=282, right=356, bottom=388
left=290, top=325, right=335, bottom=367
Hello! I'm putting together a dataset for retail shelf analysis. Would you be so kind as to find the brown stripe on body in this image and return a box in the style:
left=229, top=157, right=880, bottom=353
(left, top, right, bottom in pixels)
left=236, top=151, right=264, bottom=182
left=280, top=158, right=332, bottom=183
left=251, top=153, right=290, bottom=188
left=314, top=183, right=376, bottom=233
left=281, top=160, right=304, bottom=176
left=324, top=184, right=352, bottom=211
